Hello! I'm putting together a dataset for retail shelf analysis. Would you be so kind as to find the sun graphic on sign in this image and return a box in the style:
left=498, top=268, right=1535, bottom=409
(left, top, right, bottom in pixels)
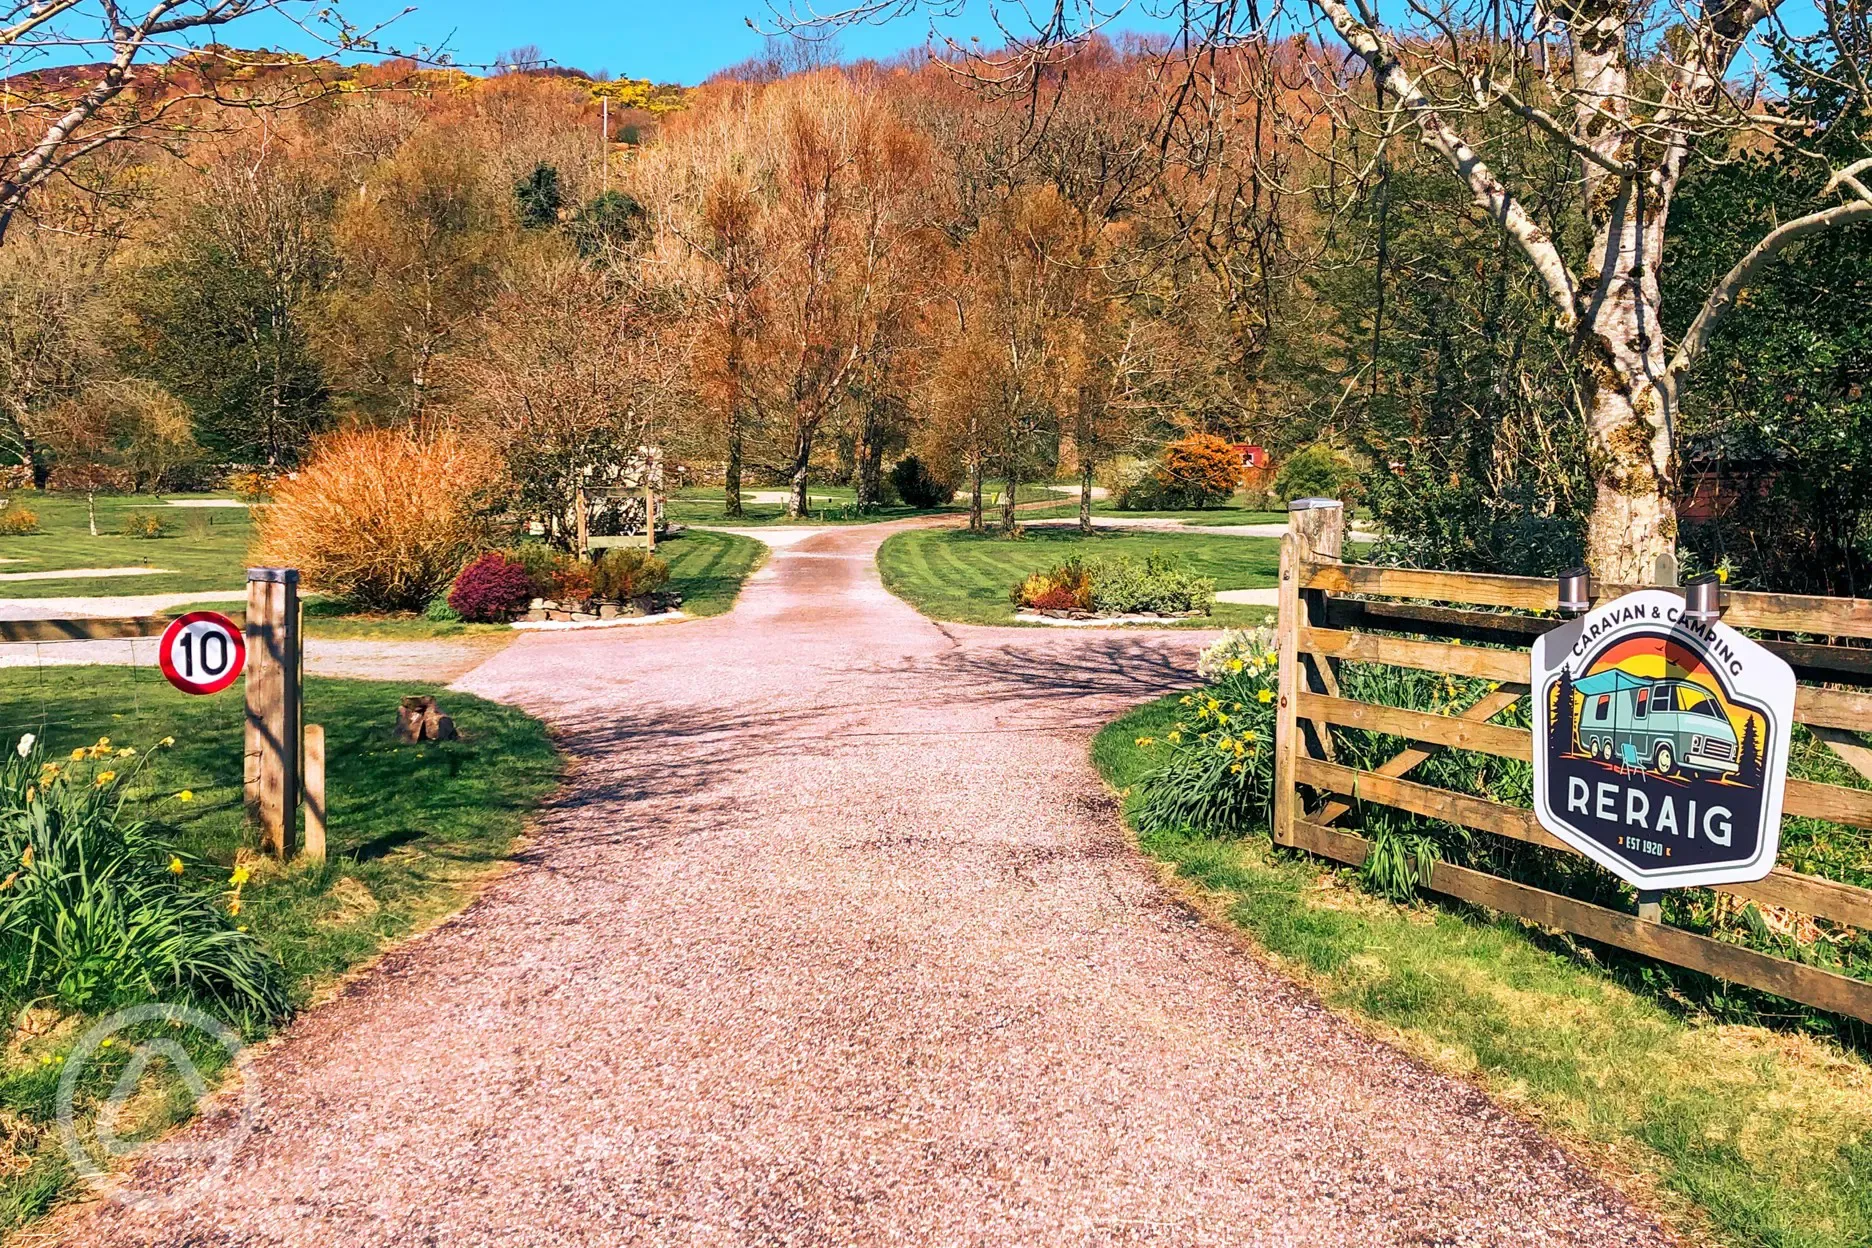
left=1581, top=635, right=1762, bottom=745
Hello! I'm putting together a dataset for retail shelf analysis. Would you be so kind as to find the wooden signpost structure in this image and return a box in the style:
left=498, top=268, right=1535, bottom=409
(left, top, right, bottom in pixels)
left=244, top=567, right=303, bottom=860
left=7, top=569, right=323, bottom=863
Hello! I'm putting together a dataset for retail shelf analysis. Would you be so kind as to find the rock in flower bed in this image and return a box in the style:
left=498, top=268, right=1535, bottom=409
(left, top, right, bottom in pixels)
left=522, top=590, right=683, bottom=623
left=1011, top=552, right=1216, bottom=620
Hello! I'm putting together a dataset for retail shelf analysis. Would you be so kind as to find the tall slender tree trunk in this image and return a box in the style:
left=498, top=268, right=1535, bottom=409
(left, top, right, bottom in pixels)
left=786, top=421, right=813, bottom=519
left=1000, top=424, right=1020, bottom=534
left=1578, top=181, right=1677, bottom=583
left=854, top=399, right=886, bottom=510
left=969, top=453, right=984, bottom=534
left=1079, top=455, right=1094, bottom=536
left=724, top=407, right=743, bottom=519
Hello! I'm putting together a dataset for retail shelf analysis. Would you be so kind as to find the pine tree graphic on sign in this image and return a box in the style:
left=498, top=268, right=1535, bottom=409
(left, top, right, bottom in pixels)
left=1739, top=717, right=1765, bottom=787
left=1553, top=666, right=1578, bottom=755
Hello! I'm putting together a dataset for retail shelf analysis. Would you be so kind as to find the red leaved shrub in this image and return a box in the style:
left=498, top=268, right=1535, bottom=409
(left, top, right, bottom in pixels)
left=1029, top=586, right=1084, bottom=612
left=448, top=552, right=536, bottom=622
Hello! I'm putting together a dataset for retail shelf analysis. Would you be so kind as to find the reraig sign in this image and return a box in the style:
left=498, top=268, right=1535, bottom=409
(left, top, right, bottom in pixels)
left=1531, top=589, right=1795, bottom=890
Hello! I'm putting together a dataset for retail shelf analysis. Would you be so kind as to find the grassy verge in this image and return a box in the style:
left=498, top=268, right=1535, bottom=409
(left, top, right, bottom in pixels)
left=660, top=528, right=767, bottom=617
left=877, top=526, right=1279, bottom=627
left=0, top=667, right=561, bottom=1234
left=1095, top=696, right=1872, bottom=1248
left=0, top=493, right=251, bottom=599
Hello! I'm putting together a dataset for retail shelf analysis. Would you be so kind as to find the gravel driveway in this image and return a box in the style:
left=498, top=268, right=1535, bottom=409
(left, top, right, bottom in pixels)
left=42, top=522, right=1672, bottom=1247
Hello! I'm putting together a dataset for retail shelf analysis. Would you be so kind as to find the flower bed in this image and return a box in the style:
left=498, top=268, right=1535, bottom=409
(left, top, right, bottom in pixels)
left=1011, top=551, right=1215, bottom=619
left=449, top=546, right=682, bottom=624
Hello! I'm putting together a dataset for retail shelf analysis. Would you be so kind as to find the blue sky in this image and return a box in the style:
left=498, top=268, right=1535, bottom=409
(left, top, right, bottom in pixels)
left=238, top=0, right=1091, bottom=85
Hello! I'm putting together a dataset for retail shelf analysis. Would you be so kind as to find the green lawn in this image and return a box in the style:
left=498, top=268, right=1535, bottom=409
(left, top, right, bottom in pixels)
left=877, top=526, right=1280, bottom=627
left=1095, top=698, right=1872, bottom=1248
left=0, top=667, right=561, bottom=1232
left=1014, top=487, right=1289, bottom=527
left=0, top=493, right=251, bottom=598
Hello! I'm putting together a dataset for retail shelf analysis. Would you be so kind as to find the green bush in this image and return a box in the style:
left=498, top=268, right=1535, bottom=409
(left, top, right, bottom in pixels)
left=889, top=456, right=955, bottom=509
left=1275, top=444, right=1359, bottom=504
left=1010, top=551, right=1215, bottom=615
left=1087, top=552, right=1215, bottom=615
left=423, top=595, right=463, bottom=623
left=120, top=510, right=170, bottom=539
left=0, top=736, right=289, bottom=1021
left=591, top=547, right=669, bottom=601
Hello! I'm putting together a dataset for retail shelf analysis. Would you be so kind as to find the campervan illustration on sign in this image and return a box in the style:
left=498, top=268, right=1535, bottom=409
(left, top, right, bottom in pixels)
left=1531, top=588, right=1795, bottom=890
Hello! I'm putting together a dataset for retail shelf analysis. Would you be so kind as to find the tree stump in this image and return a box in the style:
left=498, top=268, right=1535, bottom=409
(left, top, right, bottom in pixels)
left=396, top=695, right=459, bottom=743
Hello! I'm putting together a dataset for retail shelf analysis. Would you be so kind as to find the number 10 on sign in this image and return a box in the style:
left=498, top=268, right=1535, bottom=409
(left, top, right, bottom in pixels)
left=158, top=612, right=246, bottom=696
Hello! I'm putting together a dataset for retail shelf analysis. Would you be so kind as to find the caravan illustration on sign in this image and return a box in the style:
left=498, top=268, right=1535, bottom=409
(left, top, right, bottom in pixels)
left=1531, top=588, right=1795, bottom=890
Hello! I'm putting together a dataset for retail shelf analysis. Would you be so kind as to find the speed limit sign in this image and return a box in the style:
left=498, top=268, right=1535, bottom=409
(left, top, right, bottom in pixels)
left=158, top=612, right=247, bottom=696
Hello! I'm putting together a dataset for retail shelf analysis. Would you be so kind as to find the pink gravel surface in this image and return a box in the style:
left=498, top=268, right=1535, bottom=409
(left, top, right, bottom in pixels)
left=41, top=521, right=1675, bottom=1248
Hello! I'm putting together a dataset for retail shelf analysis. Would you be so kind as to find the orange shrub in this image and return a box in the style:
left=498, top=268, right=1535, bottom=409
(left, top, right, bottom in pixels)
left=1154, top=434, right=1243, bottom=508
left=253, top=428, right=506, bottom=611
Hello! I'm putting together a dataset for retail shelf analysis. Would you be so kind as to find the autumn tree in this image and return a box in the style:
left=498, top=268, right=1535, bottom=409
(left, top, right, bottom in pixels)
left=41, top=380, right=201, bottom=530
left=123, top=129, right=334, bottom=464
left=810, top=2, right=1872, bottom=581
left=0, top=232, right=111, bottom=483
left=444, top=246, right=686, bottom=546
left=324, top=128, right=504, bottom=421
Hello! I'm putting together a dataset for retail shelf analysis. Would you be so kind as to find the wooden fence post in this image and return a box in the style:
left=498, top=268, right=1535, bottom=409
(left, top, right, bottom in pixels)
left=1274, top=529, right=1302, bottom=847
left=303, top=723, right=327, bottom=864
left=1275, top=500, right=1347, bottom=847
left=244, top=567, right=302, bottom=859
left=644, top=479, right=657, bottom=552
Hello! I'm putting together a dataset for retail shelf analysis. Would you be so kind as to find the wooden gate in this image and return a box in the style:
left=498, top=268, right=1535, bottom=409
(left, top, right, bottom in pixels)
left=1271, top=502, right=1872, bottom=1023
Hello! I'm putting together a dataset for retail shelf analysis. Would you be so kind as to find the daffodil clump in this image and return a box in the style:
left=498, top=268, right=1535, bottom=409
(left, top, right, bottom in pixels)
left=1132, top=628, right=1281, bottom=837
left=0, top=733, right=288, bottom=1020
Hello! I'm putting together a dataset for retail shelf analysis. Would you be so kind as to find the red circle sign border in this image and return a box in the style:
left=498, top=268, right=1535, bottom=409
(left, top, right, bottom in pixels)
left=158, top=612, right=247, bottom=696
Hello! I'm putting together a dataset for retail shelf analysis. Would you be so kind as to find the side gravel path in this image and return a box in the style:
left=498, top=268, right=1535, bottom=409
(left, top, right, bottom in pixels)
left=41, top=521, right=1673, bottom=1247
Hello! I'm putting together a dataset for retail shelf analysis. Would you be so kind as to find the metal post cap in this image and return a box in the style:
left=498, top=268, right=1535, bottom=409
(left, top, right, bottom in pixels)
left=1289, top=497, right=1343, bottom=511
left=246, top=568, right=301, bottom=585
left=1556, top=566, right=1591, bottom=617
left=1683, top=574, right=1722, bottom=623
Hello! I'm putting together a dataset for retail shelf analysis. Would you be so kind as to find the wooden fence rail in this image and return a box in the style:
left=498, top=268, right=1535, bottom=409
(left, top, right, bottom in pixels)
left=1272, top=501, right=1872, bottom=1024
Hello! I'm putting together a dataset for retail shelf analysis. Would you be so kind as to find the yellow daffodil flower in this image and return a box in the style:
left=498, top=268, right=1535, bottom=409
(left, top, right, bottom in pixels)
left=230, top=865, right=251, bottom=887
left=1257, top=689, right=1273, bottom=704
left=178, top=790, right=194, bottom=802
left=168, top=857, right=184, bottom=876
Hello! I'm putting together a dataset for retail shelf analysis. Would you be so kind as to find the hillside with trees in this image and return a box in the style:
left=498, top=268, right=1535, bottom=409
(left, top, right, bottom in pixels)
left=1, top=13, right=1868, bottom=592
